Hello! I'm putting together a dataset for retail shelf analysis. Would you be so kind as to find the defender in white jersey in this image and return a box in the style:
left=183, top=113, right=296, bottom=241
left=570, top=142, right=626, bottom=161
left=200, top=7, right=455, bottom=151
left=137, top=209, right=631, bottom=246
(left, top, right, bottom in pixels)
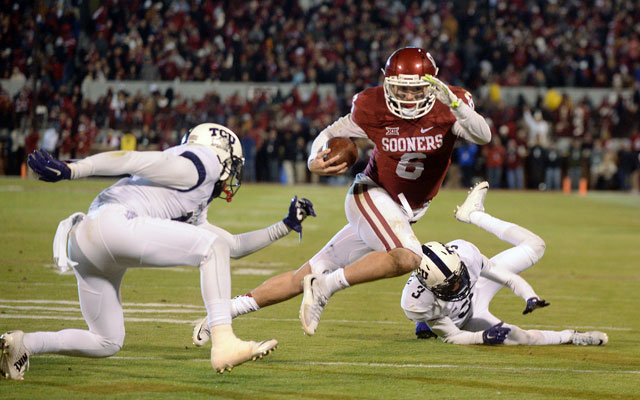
left=0, top=123, right=316, bottom=380
left=401, top=182, right=608, bottom=346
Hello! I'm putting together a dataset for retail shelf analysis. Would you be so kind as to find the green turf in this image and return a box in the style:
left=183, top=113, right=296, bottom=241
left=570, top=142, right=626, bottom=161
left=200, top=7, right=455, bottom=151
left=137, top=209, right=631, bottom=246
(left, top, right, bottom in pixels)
left=1, top=177, right=639, bottom=399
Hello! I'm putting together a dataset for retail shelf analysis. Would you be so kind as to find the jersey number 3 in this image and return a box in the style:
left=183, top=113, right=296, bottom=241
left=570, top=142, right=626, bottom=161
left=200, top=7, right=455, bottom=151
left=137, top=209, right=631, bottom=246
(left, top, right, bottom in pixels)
left=396, top=153, right=426, bottom=180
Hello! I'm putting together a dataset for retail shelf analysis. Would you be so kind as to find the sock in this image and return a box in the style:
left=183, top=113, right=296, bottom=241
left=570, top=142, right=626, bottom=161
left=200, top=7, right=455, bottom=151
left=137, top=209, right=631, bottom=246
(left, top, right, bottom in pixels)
left=231, top=294, right=260, bottom=318
left=469, top=211, right=516, bottom=242
left=322, top=268, right=350, bottom=296
left=529, top=329, right=574, bottom=345
left=200, top=237, right=232, bottom=327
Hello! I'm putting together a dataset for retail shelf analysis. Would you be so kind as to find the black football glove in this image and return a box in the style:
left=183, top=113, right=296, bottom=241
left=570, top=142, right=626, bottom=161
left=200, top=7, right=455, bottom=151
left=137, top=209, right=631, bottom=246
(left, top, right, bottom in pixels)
left=27, top=149, right=71, bottom=182
left=415, top=321, right=438, bottom=339
left=282, top=196, right=316, bottom=240
left=482, top=321, right=510, bottom=345
left=523, top=297, right=550, bottom=315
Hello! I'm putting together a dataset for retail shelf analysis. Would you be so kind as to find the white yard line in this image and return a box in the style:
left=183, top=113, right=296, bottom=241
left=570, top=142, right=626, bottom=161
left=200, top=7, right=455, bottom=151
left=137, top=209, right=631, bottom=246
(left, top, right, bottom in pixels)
left=37, top=355, right=640, bottom=375
left=0, top=310, right=633, bottom=332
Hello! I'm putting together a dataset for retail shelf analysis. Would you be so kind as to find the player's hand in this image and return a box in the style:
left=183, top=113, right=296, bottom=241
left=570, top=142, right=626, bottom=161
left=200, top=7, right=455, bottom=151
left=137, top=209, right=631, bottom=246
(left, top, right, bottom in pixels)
left=522, top=297, right=550, bottom=315
left=27, top=149, right=72, bottom=182
left=422, top=74, right=461, bottom=109
left=282, top=196, right=316, bottom=238
left=308, top=148, right=349, bottom=176
left=482, top=321, right=510, bottom=345
left=415, top=321, right=438, bottom=339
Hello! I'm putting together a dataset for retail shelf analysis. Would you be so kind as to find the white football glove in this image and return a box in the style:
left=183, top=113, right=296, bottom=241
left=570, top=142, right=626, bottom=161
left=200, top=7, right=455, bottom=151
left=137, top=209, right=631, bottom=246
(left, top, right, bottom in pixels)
left=422, top=74, right=461, bottom=109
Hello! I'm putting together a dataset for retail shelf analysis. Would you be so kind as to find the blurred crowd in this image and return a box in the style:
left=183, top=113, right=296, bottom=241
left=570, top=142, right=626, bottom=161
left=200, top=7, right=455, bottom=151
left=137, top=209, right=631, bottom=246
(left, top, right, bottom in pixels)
left=1, top=0, right=640, bottom=191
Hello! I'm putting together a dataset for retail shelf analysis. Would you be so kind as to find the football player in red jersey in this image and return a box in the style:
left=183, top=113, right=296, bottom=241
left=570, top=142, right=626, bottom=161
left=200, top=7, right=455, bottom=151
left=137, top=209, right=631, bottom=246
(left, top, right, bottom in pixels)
left=192, top=47, right=491, bottom=344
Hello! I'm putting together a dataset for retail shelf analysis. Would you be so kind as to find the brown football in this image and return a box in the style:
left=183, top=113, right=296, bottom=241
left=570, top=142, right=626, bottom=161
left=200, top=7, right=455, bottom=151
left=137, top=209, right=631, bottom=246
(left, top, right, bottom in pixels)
left=322, top=137, right=358, bottom=167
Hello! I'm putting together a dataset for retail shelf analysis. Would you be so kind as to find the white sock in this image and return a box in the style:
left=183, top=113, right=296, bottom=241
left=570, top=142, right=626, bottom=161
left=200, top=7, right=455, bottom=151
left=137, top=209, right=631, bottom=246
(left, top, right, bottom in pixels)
left=470, top=211, right=516, bottom=242
left=23, top=330, right=121, bottom=357
left=529, top=329, right=574, bottom=345
left=321, top=268, right=350, bottom=296
left=231, top=295, right=260, bottom=318
left=200, top=237, right=232, bottom=327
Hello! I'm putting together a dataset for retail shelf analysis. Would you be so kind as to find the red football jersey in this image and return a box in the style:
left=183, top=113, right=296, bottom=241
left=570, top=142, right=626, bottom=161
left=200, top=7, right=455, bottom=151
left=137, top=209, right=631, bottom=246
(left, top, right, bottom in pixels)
left=352, top=85, right=472, bottom=209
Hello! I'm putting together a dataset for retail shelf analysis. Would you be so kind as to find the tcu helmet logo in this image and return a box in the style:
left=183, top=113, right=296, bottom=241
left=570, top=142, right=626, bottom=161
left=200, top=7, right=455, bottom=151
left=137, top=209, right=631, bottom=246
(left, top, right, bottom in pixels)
left=209, top=127, right=236, bottom=144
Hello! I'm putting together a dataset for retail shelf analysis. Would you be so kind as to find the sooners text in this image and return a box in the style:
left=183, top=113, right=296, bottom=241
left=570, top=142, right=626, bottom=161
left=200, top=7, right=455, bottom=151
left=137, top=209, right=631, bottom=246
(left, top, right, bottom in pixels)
left=381, top=134, right=443, bottom=152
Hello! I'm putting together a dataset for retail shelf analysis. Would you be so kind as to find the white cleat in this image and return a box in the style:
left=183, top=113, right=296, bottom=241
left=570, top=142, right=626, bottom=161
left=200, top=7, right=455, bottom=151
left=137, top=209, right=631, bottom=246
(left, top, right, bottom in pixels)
left=0, top=330, right=30, bottom=380
left=455, top=181, right=490, bottom=223
left=299, top=274, right=329, bottom=336
left=571, top=331, right=608, bottom=346
left=192, top=317, right=211, bottom=347
left=211, top=337, right=278, bottom=373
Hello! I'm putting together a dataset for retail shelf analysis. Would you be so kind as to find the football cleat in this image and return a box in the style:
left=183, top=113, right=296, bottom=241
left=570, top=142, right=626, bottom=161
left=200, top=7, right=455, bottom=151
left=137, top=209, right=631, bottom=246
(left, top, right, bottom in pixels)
left=455, top=181, right=489, bottom=223
left=571, top=331, right=608, bottom=346
left=192, top=317, right=211, bottom=347
left=0, top=330, right=30, bottom=380
left=299, top=274, right=329, bottom=336
left=211, top=337, right=278, bottom=373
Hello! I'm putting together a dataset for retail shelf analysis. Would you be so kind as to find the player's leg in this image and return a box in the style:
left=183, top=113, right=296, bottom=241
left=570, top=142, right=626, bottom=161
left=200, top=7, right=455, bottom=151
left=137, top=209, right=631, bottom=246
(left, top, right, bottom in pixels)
left=84, top=205, right=276, bottom=372
left=338, top=182, right=422, bottom=285
left=457, top=182, right=546, bottom=308
left=1, top=212, right=128, bottom=380
left=194, top=224, right=372, bottom=345
left=300, top=182, right=422, bottom=335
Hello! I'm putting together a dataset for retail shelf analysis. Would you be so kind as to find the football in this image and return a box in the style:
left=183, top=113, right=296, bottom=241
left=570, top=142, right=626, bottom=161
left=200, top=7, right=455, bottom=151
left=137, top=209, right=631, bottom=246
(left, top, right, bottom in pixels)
left=322, top=137, right=358, bottom=167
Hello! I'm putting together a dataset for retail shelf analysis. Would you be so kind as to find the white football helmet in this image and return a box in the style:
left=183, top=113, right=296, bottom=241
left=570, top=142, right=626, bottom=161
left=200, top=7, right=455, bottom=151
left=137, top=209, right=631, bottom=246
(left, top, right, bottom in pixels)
left=182, top=123, right=244, bottom=201
left=383, top=47, right=439, bottom=119
left=415, top=241, right=471, bottom=302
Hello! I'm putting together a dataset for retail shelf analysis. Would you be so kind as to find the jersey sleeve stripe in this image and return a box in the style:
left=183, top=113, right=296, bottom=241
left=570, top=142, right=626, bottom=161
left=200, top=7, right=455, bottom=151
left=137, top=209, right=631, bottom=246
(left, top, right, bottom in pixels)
left=178, top=151, right=206, bottom=192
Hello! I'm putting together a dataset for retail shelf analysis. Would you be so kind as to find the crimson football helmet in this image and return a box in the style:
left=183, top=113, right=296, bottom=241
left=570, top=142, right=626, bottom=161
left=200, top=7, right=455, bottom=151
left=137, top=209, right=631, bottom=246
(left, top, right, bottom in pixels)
left=383, top=47, right=439, bottom=119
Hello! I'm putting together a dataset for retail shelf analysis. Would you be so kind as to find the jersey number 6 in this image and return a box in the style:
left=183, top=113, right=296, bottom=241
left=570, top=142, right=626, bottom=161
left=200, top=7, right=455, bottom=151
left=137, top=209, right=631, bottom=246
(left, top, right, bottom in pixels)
left=396, top=152, right=426, bottom=180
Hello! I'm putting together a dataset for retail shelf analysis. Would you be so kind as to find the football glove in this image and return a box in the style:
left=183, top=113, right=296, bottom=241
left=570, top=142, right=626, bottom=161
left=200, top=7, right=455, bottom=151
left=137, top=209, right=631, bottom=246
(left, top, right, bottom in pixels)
left=415, top=321, right=438, bottom=339
left=27, top=149, right=71, bottom=182
left=282, top=195, right=316, bottom=239
left=523, top=297, right=550, bottom=315
left=422, top=74, right=461, bottom=109
left=482, top=321, right=510, bottom=345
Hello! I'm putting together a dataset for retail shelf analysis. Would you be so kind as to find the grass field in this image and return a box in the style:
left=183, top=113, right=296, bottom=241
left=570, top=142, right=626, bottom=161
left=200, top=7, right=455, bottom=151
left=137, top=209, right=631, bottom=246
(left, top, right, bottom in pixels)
left=1, top=177, right=639, bottom=399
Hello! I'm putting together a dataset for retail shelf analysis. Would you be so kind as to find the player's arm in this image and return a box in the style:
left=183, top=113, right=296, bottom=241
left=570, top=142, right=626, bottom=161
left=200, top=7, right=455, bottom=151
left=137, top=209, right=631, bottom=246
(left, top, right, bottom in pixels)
left=28, top=149, right=199, bottom=190
left=422, top=75, right=491, bottom=145
left=406, top=313, right=510, bottom=345
left=307, top=114, right=368, bottom=176
left=404, top=311, right=483, bottom=345
left=196, top=196, right=315, bottom=258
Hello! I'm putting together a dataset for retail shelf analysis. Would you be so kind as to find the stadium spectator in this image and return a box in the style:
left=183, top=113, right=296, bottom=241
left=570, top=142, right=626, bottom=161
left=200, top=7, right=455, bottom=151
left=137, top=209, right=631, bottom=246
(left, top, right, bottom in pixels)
left=567, top=138, right=586, bottom=190
left=505, top=138, right=524, bottom=190
left=544, top=142, right=562, bottom=191
left=484, top=135, right=505, bottom=189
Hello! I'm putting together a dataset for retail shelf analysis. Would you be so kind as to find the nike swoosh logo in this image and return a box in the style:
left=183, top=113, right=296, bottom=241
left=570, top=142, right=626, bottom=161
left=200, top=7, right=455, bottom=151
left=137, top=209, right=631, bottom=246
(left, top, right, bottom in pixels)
left=420, top=127, right=434, bottom=133
left=45, top=166, right=61, bottom=176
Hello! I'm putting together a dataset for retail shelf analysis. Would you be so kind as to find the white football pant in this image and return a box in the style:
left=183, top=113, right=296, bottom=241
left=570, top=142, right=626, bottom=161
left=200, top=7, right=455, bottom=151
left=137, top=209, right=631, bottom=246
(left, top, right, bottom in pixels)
left=310, top=174, right=425, bottom=275
left=23, top=204, right=231, bottom=357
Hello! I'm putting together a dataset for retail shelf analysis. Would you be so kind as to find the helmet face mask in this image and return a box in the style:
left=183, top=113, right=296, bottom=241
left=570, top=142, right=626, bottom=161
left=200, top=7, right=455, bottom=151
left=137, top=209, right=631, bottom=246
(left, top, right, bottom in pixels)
left=383, top=47, right=439, bottom=119
left=415, top=242, right=471, bottom=302
left=182, top=123, right=245, bottom=201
